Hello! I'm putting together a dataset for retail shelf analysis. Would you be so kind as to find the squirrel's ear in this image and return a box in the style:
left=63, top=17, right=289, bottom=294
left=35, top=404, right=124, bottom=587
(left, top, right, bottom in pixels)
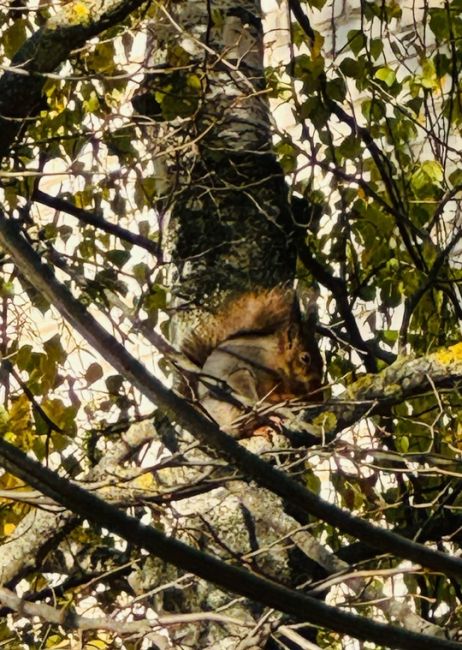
left=297, top=287, right=319, bottom=321
left=297, top=287, right=319, bottom=328
left=287, top=321, right=300, bottom=347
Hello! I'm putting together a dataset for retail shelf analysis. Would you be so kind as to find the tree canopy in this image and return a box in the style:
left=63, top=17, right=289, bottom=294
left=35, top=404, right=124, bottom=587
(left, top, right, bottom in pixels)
left=0, top=1, right=461, bottom=649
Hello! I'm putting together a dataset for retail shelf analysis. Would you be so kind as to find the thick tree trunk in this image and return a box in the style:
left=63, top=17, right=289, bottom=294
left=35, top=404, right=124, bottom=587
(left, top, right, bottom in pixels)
left=143, top=1, right=326, bottom=431
left=164, top=1, right=296, bottom=342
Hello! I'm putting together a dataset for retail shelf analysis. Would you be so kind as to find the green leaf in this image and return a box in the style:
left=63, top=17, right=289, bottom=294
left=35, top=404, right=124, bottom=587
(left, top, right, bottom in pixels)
left=305, top=0, right=327, bottom=8
left=107, top=250, right=131, bottom=268
left=25, top=285, right=50, bottom=314
left=420, top=59, right=438, bottom=90
left=361, top=98, right=385, bottom=121
left=434, top=52, right=451, bottom=77
left=358, top=285, right=376, bottom=301
left=137, top=177, right=157, bottom=203
left=347, top=29, right=367, bottom=55
left=370, top=38, right=384, bottom=60
left=300, top=97, right=330, bottom=127
left=421, top=160, right=444, bottom=183
left=144, top=285, right=167, bottom=313
left=86, top=41, right=116, bottom=74
left=2, top=19, right=27, bottom=58
left=382, top=329, right=398, bottom=347
left=375, top=66, right=396, bottom=87
left=133, top=262, right=150, bottom=283
left=292, top=54, right=325, bottom=92
left=44, top=334, right=67, bottom=365
left=305, top=471, right=321, bottom=494
left=187, top=73, right=202, bottom=90
left=411, top=160, right=444, bottom=194
left=406, top=97, right=423, bottom=116
left=429, top=9, right=449, bottom=41
left=38, top=398, right=78, bottom=437
left=338, top=134, right=361, bottom=159
left=0, top=278, right=14, bottom=298
left=15, top=345, right=33, bottom=372
left=106, top=375, right=124, bottom=394
left=326, top=78, right=346, bottom=102
left=380, top=277, right=403, bottom=308
left=82, top=91, right=100, bottom=114
left=340, top=57, right=364, bottom=79
left=275, top=140, right=298, bottom=173
left=449, top=169, right=462, bottom=187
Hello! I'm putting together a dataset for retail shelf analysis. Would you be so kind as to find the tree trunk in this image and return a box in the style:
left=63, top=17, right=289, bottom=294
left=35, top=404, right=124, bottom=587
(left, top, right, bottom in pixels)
left=162, top=1, right=296, bottom=342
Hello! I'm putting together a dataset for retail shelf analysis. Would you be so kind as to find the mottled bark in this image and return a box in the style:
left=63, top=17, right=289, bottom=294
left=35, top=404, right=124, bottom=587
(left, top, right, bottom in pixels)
left=290, top=342, right=462, bottom=442
left=164, top=1, right=296, bottom=342
left=0, top=420, right=156, bottom=587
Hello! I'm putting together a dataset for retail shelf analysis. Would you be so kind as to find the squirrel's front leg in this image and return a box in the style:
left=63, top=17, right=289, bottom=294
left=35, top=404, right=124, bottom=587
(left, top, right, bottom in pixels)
left=198, top=350, right=259, bottom=435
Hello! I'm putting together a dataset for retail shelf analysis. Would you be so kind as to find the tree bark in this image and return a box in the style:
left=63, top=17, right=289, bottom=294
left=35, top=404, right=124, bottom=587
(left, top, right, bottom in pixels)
left=161, top=1, right=296, bottom=348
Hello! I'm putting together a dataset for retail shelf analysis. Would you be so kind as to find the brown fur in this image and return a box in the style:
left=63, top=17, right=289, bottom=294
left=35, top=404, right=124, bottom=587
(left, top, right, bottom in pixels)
left=180, top=288, right=323, bottom=434
left=181, top=288, right=299, bottom=366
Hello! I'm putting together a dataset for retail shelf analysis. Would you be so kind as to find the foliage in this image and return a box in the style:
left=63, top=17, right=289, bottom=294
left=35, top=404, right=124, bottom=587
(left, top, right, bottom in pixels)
left=0, top=1, right=461, bottom=649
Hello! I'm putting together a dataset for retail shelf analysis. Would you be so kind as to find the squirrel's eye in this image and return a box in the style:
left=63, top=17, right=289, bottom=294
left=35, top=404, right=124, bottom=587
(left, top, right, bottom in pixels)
left=299, top=352, right=311, bottom=365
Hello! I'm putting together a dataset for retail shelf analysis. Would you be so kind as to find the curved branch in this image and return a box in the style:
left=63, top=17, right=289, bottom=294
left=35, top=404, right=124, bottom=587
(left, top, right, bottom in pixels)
left=287, top=0, right=315, bottom=44
left=296, top=236, right=396, bottom=369
left=399, top=228, right=462, bottom=346
left=2, top=214, right=462, bottom=584
left=293, top=344, right=462, bottom=440
left=32, top=190, right=160, bottom=257
left=0, top=438, right=461, bottom=650
left=0, top=0, right=147, bottom=158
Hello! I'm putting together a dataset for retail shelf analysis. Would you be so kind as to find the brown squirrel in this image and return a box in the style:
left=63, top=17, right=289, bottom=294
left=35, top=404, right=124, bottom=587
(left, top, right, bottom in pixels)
left=178, top=288, right=323, bottom=435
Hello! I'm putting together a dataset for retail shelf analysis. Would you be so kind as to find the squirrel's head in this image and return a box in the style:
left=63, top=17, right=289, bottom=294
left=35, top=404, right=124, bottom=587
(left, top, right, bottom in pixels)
left=280, top=320, right=324, bottom=401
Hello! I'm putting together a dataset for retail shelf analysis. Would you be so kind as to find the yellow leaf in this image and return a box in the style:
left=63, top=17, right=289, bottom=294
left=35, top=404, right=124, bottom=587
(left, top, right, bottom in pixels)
left=3, top=522, right=16, bottom=536
left=435, top=342, right=462, bottom=364
left=134, top=472, right=155, bottom=489
left=310, top=31, right=324, bottom=59
left=87, top=635, right=112, bottom=648
left=8, top=394, right=33, bottom=449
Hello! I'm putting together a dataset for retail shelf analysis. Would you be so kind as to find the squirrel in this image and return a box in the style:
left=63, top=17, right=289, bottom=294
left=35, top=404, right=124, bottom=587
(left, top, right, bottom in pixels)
left=177, top=288, right=323, bottom=435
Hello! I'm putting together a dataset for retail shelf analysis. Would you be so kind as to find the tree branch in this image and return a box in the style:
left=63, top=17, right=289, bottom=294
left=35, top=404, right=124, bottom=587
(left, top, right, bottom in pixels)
left=1, top=213, right=462, bottom=583
left=0, top=419, right=156, bottom=587
left=290, top=344, right=462, bottom=441
left=287, top=0, right=315, bottom=44
left=33, top=189, right=160, bottom=257
left=399, top=228, right=462, bottom=346
left=0, top=0, right=147, bottom=158
left=0, top=586, right=253, bottom=635
left=295, top=236, right=396, bottom=369
left=0, top=438, right=460, bottom=650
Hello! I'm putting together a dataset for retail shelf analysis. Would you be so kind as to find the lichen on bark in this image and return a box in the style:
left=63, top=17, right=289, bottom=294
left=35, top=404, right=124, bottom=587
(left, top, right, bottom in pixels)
left=162, top=0, right=297, bottom=344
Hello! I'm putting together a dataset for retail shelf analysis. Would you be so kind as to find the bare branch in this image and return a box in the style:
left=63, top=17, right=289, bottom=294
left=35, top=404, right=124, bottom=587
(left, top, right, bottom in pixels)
left=0, top=586, right=253, bottom=634
left=1, top=214, right=462, bottom=585
left=33, top=190, right=160, bottom=257
left=0, top=419, right=156, bottom=586
left=0, top=436, right=460, bottom=650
